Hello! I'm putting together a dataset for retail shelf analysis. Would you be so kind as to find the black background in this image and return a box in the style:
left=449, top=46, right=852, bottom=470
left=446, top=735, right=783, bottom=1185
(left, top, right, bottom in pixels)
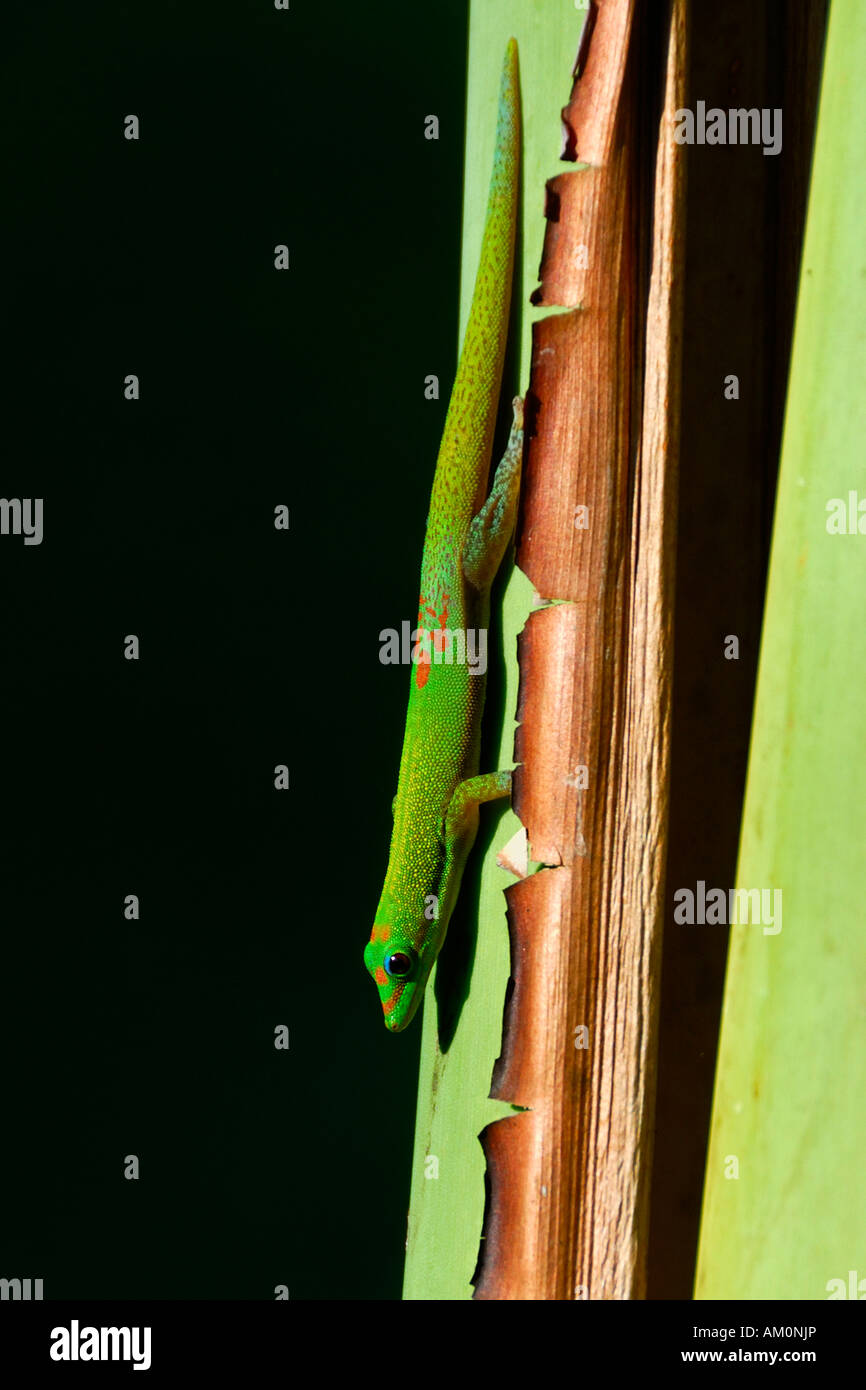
left=0, top=0, right=474, bottom=1301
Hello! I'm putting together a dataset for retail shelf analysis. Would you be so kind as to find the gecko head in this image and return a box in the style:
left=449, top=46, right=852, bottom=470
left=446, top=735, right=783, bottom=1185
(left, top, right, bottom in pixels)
left=364, top=924, right=427, bottom=1032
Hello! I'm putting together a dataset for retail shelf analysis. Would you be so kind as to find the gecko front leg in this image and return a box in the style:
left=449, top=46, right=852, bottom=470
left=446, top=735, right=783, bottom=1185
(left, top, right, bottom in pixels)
left=438, top=770, right=513, bottom=928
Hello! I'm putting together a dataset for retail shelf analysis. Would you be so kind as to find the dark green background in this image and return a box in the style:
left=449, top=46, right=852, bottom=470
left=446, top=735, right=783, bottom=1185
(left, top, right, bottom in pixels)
left=1, top=0, right=469, bottom=1300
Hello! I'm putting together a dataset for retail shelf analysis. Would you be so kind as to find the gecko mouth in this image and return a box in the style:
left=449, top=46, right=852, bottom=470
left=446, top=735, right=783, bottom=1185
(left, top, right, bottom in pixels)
left=383, top=977, right=425, bottom=1032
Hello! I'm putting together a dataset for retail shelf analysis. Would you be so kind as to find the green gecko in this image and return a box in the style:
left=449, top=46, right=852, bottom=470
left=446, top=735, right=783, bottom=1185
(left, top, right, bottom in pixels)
left=364, top=39, right=522, bottom=1032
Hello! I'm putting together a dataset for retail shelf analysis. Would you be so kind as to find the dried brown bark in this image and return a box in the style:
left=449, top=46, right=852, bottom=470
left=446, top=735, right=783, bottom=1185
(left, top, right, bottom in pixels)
left=474, top=0, right=687, bottom=1301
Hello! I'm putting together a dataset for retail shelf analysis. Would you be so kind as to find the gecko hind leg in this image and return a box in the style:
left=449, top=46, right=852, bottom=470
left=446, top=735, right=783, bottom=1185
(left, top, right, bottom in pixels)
left=463, top=397, right=524, bottom=592
left=444, top=770, right=513, bottom=853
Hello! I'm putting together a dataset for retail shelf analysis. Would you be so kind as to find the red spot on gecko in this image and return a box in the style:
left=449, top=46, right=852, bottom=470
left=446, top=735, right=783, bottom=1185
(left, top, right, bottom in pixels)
left=383, top=985, right=403, bottom=1016
left=416, top=589, right=452, bottom=668
left=374, top=967, right=388, bottom=986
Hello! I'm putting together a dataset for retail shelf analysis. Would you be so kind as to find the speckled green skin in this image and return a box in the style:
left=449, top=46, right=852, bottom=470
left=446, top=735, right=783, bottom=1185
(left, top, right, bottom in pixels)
left=364, top=40, right=522, bottom=1032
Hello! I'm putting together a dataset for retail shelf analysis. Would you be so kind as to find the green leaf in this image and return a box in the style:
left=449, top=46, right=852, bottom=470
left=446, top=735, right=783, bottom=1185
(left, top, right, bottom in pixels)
left=696, top=0, right=866, bottom=1300
left=402, top=1, right=583, bottom=1303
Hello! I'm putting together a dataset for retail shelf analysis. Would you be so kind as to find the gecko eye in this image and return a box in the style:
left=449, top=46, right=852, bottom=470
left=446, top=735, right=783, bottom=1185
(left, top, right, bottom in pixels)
left=383, top=949, right=415, bottom=979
